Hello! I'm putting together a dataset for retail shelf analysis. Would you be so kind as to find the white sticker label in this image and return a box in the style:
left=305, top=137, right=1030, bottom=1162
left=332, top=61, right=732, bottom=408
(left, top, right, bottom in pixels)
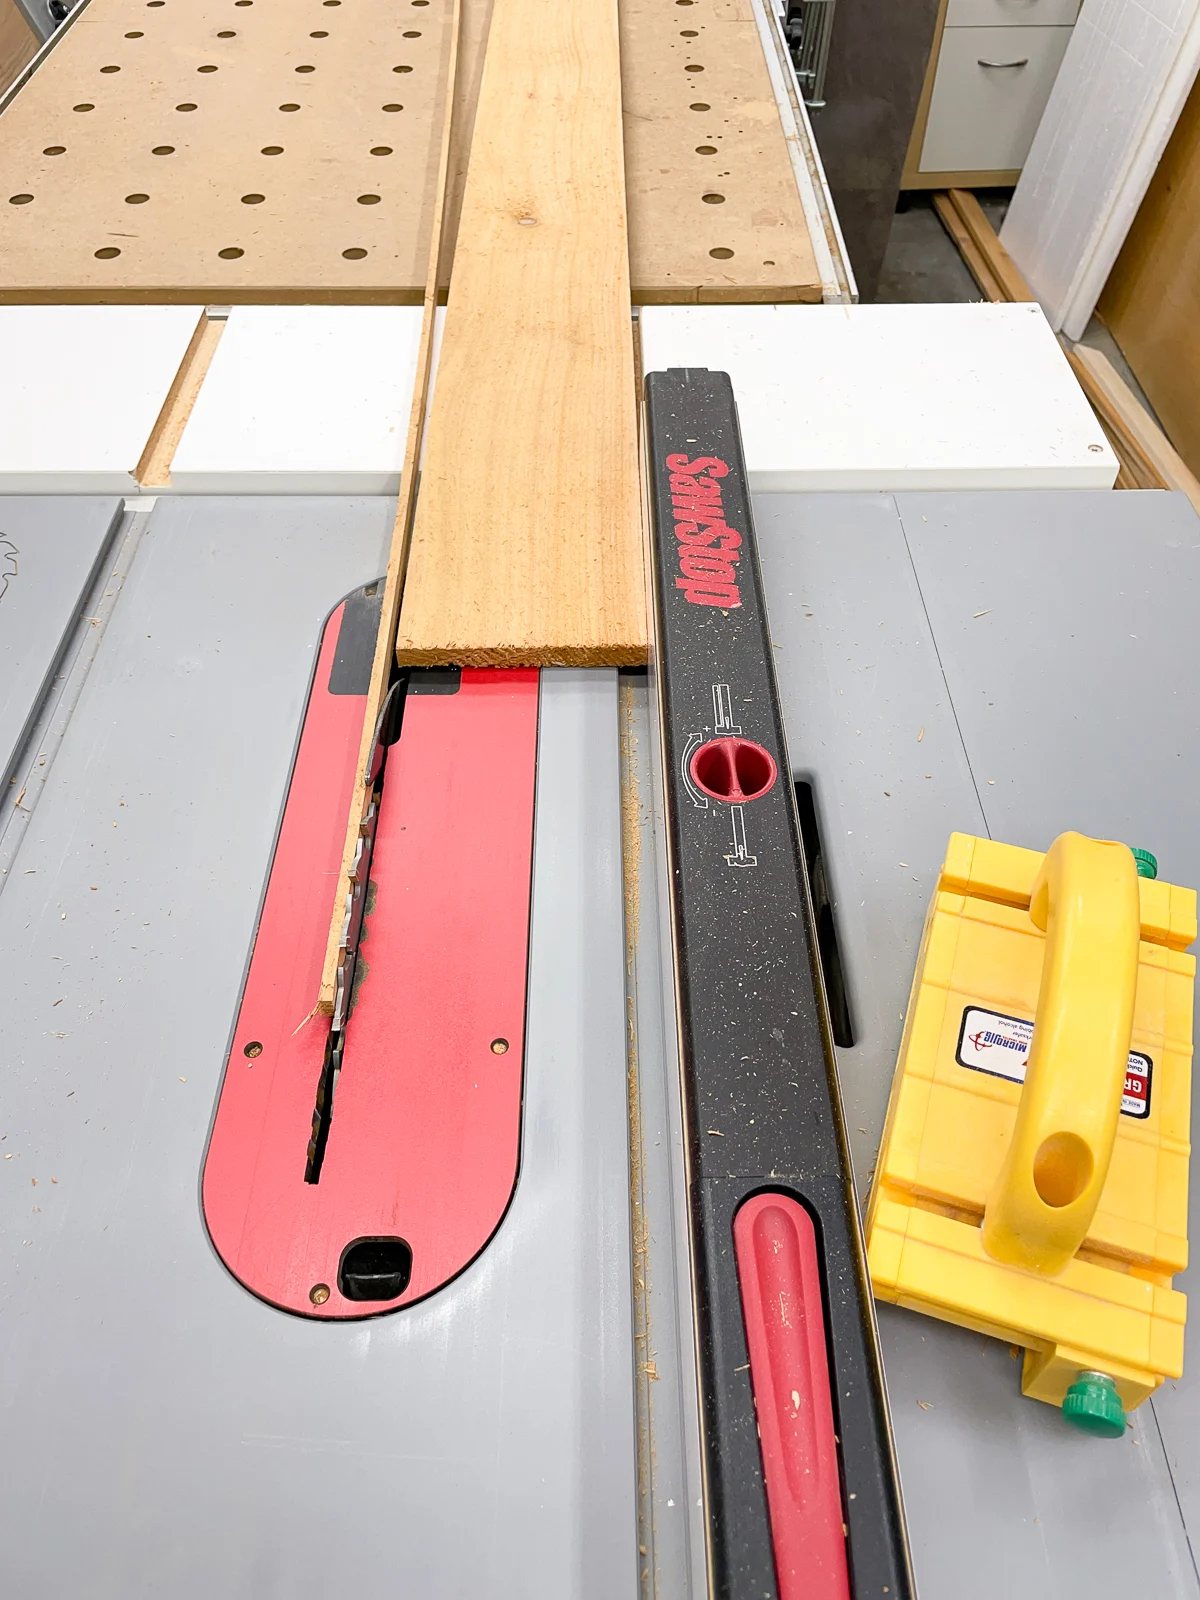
left=955, top=1006, right=1151, bottom=1120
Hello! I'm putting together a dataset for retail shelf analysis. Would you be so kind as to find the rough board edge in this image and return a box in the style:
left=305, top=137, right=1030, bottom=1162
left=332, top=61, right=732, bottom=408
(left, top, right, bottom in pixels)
left=395, top=641, right=649, bottom=666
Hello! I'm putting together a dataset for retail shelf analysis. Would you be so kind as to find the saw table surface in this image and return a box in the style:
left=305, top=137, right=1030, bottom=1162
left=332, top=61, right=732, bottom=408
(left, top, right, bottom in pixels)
left=3, top=483, right=1199, bottom=1597
left=753, top=487, right=1200, bottom=1599
left=0, top=495, right=636, bottom=1599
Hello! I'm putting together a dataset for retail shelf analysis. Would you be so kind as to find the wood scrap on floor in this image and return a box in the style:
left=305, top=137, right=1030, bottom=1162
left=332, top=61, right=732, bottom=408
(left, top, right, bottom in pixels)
left=394, top=0, right=644, bottom=668
left=932, top=188, right=1034, bottom=302
left=1063, top=341, right=1200, bottom=515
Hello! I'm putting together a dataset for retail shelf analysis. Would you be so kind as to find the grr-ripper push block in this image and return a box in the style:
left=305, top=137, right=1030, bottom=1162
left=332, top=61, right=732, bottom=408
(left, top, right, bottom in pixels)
left=866, top=831, right=1195, bottom=1435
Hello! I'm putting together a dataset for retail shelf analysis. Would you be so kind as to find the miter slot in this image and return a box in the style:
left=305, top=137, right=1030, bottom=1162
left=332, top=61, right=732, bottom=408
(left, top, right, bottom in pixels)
left=794, top=780, right=855, bottom=1049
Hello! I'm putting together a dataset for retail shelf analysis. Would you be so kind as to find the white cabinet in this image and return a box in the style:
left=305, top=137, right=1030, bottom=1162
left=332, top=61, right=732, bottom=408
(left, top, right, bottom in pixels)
left=921, top=26, right=1073, bottom=173
left=903, top=0, right=1080, bottom=184
left=945, top=0, right=1077, bottom=27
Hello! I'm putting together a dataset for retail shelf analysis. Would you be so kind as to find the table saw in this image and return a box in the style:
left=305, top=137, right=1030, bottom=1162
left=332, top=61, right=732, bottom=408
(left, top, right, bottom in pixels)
left=1, top=0, right=1197, bottom=1589
left=2, top=469, right=1198, bottom=1598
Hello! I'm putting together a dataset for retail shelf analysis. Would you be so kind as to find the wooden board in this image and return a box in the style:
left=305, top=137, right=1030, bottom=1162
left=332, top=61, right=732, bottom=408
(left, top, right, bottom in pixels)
left=931, top=192, right=1003, bottom=300
left=932, top=188, right=1034, bottom=302
left=393, top=0, right=644, bottom=666
left=1099, top=70, right=1200, bottom=482
left=0, top=0, right=821, bottom=303
left=1065, top=340, right=1200, bottom=513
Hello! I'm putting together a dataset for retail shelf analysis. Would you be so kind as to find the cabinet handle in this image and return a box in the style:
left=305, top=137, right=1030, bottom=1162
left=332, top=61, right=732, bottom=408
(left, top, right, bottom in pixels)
left=978, top=57, right=1029, bottom=67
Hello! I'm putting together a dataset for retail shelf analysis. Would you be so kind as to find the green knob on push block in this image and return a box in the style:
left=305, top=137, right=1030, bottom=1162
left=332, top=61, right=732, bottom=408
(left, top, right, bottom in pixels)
left=1131, top=848, right=1158, bottom=880
left=1062, top=1371, right=1126, bottom=1438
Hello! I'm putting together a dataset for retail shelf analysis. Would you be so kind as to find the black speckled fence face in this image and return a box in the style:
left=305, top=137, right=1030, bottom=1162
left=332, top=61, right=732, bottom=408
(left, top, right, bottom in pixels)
left=644, top=367, right=915, bottom=1600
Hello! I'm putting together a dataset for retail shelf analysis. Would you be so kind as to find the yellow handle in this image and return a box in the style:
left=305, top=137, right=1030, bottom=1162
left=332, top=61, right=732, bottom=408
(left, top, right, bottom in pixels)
left=981, top=832, right=1140, bottom=1276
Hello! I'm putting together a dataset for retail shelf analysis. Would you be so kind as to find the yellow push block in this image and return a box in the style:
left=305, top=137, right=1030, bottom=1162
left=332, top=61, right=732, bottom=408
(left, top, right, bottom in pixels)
left=866, top=831, right=1195, bottom=1435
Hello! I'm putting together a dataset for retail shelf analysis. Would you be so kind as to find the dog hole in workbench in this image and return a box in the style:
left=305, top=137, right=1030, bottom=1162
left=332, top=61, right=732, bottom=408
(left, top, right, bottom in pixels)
left=294, top=64, right=315, bottom=72
left=371, top=146, right=393, bottom=155
left=310, top=29, right=328, bottom=36
left=218, top=246, right=244, bottom=258
left=43, top=146, right=65, bottom=154
left=73, top=103, right=94, bottom=111
left=343, top=248, right=367, bottom=258
left=152, top=145, right=174, bottom=153
left=709, top=247, right=732, bottom=258
left=278, top=102, right=299, bottom=111
left=125, top=193, right=149, bottom=204
left=198, top=64, right=218, bottom=72
left=217, top=29, right=235, bottom=36
left=176, top=102, right=197, bottom=110
left=680, top=28, right=698, bottom=35
left=9, top=193, right=33, bottom=204
left=357, top=194, right=380, bottom=205
left=381, top=103, right=404, bottom=111
left=125, top=30, right=144, bottom=37
left=794, top=781, right=856, bottom=1049
left=241, top=193, right=265, bottom=204
left=261, top=145, right=282, bottom=154
left=403, top=28, right=421, bottom=35
left=696, top=145, right=716, bottom=154
left=690, top=101, right=709, bottom=110
left=94, top=247, right=120, bottom=258
left=393, top=64, right=412, bottom=72
left=702, top=192, right=725, bottom=203
left=685, top=63, right=704, bottom=70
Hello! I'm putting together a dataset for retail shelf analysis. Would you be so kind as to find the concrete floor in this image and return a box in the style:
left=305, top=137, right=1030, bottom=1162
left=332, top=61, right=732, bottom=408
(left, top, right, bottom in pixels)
left=875, top=191, right=1011, bottom=304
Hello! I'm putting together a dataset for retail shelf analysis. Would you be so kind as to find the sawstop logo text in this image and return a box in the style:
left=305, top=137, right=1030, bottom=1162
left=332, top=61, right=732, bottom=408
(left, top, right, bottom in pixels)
left=665, top=453, right=743, bottom=609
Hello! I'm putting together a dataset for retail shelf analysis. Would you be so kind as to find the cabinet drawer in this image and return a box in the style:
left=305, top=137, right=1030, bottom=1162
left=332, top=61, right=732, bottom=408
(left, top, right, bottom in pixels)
left=920, top=25, right=1072, bottom=173
left=946, top=0, right=1078, bottom=26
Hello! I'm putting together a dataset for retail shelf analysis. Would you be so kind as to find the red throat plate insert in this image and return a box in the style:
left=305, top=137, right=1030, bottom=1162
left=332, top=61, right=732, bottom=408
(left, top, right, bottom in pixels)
left=203, top=594, right=539, bottom=1318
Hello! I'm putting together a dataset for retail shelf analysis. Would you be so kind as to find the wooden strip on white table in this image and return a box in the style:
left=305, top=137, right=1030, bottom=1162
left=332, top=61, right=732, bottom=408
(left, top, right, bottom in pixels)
left=639, top=303, right=1118, bottom=490
left=0, top=306, right=203, bottom=493
left=169, top=307, right=424, bottom=493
